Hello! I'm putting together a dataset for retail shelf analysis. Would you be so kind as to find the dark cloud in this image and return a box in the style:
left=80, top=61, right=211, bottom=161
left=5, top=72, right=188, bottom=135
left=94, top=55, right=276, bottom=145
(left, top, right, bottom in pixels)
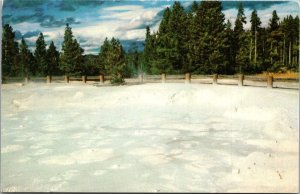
left=56, top=2, right=76, bottom=11
left=23, top=30, right=42, bottom=38
left=3, top=0, right=45, bottom=9
left=3, top=5, right=80, bottom=28
left=40, top=17, right=80, bottom=28
left=182, top=1, right=287, bottom=12
left=14, top=30, right=23, bottom=40
left=4, top=0, right=105, bottom=10
left=55, top=0, right=105, bottom=12
left=77, top=36, right=89, bottom=44
left=13, top=29, right=51, bottom=41
left=221, top=1, right=287, bottom=10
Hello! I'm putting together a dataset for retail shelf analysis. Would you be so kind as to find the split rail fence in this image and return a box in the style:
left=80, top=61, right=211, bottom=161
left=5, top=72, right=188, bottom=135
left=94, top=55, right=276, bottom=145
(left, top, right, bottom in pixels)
left=2, top=73, right=299, bottom=89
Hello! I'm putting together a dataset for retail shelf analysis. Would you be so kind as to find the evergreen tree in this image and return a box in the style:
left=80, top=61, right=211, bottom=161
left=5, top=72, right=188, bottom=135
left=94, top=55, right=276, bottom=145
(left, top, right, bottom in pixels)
left=223, top=20, right=235, bottom=74
left=60, top=23, right=84, bottom=75
left=100, top=37, right=127, bottom=83
left=167, top=1, right=188, bottom=72
left=143, top=26, right=154, bottom=73
left=73, top=39, right=85, bottom=75
left=2, top=24, right=19, bottom=76
left=190, top=1, right=198, bottom=14
left=234, top=3, right=247, bottom=73
left=107, top=38, right=126, bottom=83
left=34, top=32, right=47, bottom=76
left=267, top=11, right=282, bottom=71
left=46, top=41, right=60, bottom=76
left=158, top=7, right=171, bottom=35
left=99, top=37, right=110, bottom=75
left=281, top=15, right=299, bottom=69
left=250, top=10, right=261, bottom=65
left=19, top=38, right=31, bottom=77
left=82, top=54, right=100, bottom=76
left=234, top=3, right=246, bottom=34
left=192, top=1, right=226, bottom=74
left=269, top=10, right=280, bottom=32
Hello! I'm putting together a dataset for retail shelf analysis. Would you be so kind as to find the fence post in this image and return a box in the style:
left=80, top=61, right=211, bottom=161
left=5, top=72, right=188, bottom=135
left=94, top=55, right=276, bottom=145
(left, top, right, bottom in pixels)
left=267, top=75, right=273, bottom=88
left=238, top=74, right=244, bottom=86
left=64, top=75, right=69, bottom=83
left=99, top=75, right=104, bottom=83
left=213, top=74, right=218, bottom=85
left=46, top=75, right=52, bottom=84
left=139, top=73, right=143, bottom=83
left=162, top=73, right=166, bottom=83
left=82, top=75, right=86, bottom=83
left=185, top=73, right=191, bottom=83
left=24, top=76, right=29, bottom=84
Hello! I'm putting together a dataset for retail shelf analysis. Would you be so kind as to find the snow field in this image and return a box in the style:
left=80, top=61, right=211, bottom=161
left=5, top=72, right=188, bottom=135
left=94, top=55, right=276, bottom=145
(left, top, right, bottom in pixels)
left=1, top=82, right=299, bottom=192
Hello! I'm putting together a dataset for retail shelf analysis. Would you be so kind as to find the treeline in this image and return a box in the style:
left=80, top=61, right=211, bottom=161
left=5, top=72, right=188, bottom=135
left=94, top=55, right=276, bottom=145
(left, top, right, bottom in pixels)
left=143, top=1, right=299, bottom=75
left=2, top=1, right=299, bottom=82
left=2, top=24, right=129, bottom=83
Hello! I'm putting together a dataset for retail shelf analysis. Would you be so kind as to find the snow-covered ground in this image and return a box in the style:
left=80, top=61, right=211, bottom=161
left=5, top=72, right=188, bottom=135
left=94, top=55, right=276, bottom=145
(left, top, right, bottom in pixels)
left=1, top=82, right=299, bottom=192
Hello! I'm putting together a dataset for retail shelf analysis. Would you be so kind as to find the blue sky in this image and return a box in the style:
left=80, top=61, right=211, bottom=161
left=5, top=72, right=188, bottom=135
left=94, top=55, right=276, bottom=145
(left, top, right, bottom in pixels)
left=2, top=0, right=299, bottom=54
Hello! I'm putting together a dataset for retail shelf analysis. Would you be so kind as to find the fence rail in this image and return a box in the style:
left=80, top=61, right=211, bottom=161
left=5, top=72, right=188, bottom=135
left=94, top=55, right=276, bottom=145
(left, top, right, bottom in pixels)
left=2, top=73, right=299, bottom=89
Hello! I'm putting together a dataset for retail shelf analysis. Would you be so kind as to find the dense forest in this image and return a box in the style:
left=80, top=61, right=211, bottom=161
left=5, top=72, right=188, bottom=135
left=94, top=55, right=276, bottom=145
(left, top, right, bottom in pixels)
left=144, top=1, right=299, bottom=75
left=2, top=1, right=299, bottom=83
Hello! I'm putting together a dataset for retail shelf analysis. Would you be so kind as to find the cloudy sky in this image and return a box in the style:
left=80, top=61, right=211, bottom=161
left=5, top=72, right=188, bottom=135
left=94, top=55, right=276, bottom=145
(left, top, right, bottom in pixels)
left=2, top=0, right=299, bottom=54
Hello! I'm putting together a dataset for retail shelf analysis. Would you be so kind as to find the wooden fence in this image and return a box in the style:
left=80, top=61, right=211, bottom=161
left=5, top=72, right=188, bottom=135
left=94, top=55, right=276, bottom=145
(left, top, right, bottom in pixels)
left=2, top=73, right=299, bottom=89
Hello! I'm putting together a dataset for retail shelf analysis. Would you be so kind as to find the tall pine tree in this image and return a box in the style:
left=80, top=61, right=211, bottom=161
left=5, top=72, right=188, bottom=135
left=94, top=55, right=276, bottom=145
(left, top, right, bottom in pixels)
left=234, top=3, right=248, bottom=73
left=2, top=24, right=19, bottom=76
left=46, top=41, right=60, bottom=76
left=250, top=9, right=261, bottom=65
left=60, top=23, right=84, bottom=75
left=19, top=38, right=31, bottom=77
left=34, top=32, right=47, bottom=76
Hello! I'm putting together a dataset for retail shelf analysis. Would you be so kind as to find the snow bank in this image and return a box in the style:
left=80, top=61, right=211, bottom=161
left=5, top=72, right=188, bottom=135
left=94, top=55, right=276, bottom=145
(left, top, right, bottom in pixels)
left=1, top=83, right=299, bottom=192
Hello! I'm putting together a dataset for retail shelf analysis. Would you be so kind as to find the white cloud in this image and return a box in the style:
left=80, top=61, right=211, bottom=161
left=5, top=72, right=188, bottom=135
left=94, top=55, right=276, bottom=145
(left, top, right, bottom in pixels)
left=13, top=22, right=41, bottom=34
left=102, top=5, right=143, bottom=11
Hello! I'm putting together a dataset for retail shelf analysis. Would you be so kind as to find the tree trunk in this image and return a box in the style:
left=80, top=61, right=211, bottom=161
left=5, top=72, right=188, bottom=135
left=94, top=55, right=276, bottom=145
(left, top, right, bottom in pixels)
left=250, top=37, right=252, bottom=62
left=289, top=41, right=291, bottom=65
left=283, top=33, right=285, bottom=66
left=271, top=42, right=273, bottom=64
left=254, top=29, right=257, bottom=64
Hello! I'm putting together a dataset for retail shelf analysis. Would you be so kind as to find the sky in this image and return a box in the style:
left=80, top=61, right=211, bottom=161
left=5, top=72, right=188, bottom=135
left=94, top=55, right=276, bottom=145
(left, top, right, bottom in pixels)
left=2, top=0, right=299, bottom=54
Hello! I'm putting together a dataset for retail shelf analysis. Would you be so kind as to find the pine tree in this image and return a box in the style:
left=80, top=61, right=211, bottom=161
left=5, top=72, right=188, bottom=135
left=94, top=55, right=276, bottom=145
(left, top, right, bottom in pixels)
left=73, top=39, right=85, bottom=75
left=19, top=38, right=31, bottom=77
left=223, top=20, right=235, bottom=74
left=192, top=1, right=226, bottom=74
left=158, top=7, right=171, bottom=35
left=281, top=15, right=299, bottom=69
left=34, top=32, right=47, bottom=76
left=143, top=26, right=154, bottom=73
left=234, top=3, right=247, bottom=73
left=190, top=1, right=198, bottom=14
left=267, top=11, right=282, bottom=71
left=83, top=54, right=100, bottom=76
left=60, top=23, right=84, bottom=75
left=100, top=37, right=127, bottom=83
left=108, top=38, right=126, bottom=83
left=60, top=24, right=74, bottom=74
left=46, top=41, right=60, bottom=76
left=250, top=10, right=261, bottom=65
left=167, top=1, right=188, bottom=72
left=99, top=37, right=110, bottom=75
left=2, top=24, right=19, bottom=76
left=269, top=10, right=280, bottom=32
